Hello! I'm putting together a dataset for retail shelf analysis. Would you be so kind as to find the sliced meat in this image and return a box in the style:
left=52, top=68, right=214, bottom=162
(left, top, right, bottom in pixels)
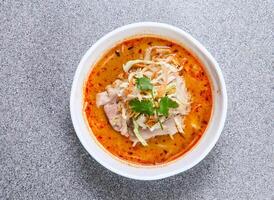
left=96, top=91, right=111, bottom=107
left=120, top=118, right=128, bottom=136
left=97, top=82, right=124, bottom=107
left=106, top=85, right=119, bottom=97
left=103, top=102, right=128, bottom=137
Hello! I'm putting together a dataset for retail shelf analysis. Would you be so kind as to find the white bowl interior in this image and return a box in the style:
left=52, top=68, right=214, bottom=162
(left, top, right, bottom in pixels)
left=70, top=22, right=227, bottom=180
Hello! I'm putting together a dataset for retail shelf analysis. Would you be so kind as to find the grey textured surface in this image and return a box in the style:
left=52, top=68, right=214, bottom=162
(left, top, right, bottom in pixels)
left=0, top=0, right=273, bottom=199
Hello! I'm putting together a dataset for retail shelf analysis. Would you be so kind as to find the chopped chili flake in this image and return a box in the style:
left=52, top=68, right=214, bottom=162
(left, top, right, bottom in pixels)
left=115, top=50, right=120, bottom=57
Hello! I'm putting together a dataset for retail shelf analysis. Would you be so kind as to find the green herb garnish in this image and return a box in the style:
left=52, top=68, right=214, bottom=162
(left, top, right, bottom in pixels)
left=158, top=96, right=179, bottom=117
left=136, top=77, right=163, bottom=129
left=132, top=77, right=177, bottom=130
left=129, top=99, right=154, bottom=115
left=136, top=77, right=153, bottom=91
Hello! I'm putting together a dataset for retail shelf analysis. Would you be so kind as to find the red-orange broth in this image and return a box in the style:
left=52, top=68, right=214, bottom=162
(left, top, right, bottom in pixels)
left=84, top=36, right=212, bottom=165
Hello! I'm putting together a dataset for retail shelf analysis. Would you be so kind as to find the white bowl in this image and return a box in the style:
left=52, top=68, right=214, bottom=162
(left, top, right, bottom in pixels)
left=70, top=22, right=227, bottom=180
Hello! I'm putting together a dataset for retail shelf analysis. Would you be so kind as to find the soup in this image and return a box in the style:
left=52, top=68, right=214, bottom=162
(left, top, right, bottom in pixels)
left=84, top=36, right=212, bottom=165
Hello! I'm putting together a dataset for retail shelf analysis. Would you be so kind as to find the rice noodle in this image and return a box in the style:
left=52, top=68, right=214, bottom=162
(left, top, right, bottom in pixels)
left=144, top=46, right=170, bottom=61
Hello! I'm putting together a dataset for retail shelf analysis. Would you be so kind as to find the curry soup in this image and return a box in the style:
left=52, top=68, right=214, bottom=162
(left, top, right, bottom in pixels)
left=84, top=36, right=212, bottom=165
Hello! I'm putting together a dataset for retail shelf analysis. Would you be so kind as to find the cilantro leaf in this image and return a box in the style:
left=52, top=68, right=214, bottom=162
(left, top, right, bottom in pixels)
left=129, top=99, right=154, bottom=115
left=136, top=77, right=153, bottom=91
left=158, top=97, right=179, bottom=117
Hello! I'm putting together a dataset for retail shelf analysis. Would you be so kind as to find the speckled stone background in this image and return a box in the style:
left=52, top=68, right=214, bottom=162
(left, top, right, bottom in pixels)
left=0, top=0, right=273, bottom=199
